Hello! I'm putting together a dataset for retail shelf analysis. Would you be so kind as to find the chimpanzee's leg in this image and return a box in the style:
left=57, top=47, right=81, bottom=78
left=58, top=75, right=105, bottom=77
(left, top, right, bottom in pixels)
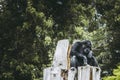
left=83, top=56, right=88, bottom=65
left=78, top=54, right=88, bottom=66
left=70, top=55, right=78, bottom=68
left=89, top=56, right=99, bottom=67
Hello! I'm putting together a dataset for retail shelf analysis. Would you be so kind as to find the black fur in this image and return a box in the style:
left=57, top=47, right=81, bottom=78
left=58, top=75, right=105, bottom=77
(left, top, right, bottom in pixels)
left=70, top=40, right=98, bottom=68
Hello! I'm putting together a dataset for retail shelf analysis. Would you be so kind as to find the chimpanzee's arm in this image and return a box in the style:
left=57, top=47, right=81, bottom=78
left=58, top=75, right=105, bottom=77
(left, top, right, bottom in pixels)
left=70, top=48, right=82, bottom=57
left=90, top=56, right=99, bottom=67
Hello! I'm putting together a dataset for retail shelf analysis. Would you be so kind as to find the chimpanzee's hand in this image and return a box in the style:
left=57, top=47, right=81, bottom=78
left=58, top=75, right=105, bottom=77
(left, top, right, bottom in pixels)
left=87, top=51, right=93, bottom=58
left=84, top=48, right=90, bottom=54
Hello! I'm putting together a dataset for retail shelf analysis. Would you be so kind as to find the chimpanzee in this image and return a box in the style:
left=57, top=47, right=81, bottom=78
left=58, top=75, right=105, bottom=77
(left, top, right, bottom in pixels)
left=70, top=40, right=98, bottom=68
left=82, top=40, right=99, bottom=67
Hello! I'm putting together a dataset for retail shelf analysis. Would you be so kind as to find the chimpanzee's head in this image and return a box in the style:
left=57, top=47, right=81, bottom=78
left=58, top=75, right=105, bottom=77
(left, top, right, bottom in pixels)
left=82, top=40, right=92, bottom=55
left=82, top=40, right=92, bottom=49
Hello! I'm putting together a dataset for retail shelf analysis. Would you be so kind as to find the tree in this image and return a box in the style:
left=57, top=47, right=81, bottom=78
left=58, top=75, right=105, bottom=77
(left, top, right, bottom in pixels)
left=0, top=0, right=54, bottom=80
left=94, top=0, right=120, bottom=76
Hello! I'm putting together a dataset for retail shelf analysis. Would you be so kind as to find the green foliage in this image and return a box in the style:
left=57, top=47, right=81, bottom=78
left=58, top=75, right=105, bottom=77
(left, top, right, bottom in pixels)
left=103, top=64, right=120, bottom=80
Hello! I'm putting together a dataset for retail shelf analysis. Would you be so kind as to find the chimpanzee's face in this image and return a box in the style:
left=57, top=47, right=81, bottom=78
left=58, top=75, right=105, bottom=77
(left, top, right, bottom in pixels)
left=82, top=41, right=92, bottom=55
left=83, top=41, right=92, bottom=49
